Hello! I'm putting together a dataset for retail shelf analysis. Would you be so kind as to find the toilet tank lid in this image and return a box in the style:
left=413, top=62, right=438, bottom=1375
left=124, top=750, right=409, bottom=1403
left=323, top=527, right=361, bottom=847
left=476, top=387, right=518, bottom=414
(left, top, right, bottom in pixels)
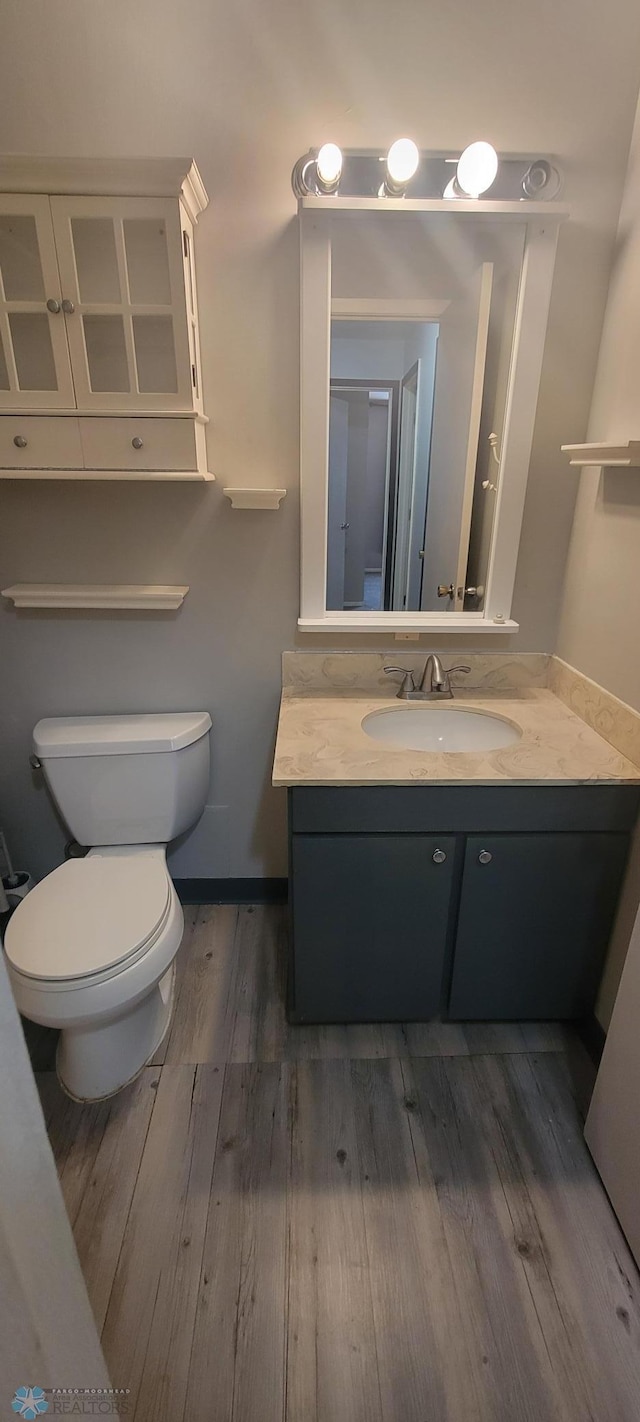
left=33, top=711, right=212, bottom=758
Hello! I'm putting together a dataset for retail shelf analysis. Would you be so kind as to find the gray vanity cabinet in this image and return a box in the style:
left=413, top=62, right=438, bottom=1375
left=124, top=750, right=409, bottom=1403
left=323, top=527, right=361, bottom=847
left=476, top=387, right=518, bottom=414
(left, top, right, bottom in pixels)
left=449, top=833, right=631, bottom=1020
left=288, top=786, right=640, bottom=1024
left=290, top=834, right=456, bottom=1022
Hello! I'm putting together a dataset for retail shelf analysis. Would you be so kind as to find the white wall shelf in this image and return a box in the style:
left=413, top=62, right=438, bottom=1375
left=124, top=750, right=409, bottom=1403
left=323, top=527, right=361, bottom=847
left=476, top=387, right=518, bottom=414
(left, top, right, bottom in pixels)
left=561, top=441, right=640, bottom=467
left=223, top=487, right=287, bottom=509
left=2, top=584, right=189, bottom=610
left=0, top=469, right=214, bottom=482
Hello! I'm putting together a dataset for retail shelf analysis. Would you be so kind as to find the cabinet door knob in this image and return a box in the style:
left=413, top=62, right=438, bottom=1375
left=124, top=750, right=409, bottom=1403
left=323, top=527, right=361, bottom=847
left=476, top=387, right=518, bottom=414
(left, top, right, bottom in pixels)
left=61, top=298, right=75, bottom=314
left=131, top=437, right=144, bottom=450
left=432, top=849, right=447, bottom=864
left=13, top=435, right=27, bottom=449
left=46, top=298, right=61, bottom=314
left=478, top=850, right=493, bottom=865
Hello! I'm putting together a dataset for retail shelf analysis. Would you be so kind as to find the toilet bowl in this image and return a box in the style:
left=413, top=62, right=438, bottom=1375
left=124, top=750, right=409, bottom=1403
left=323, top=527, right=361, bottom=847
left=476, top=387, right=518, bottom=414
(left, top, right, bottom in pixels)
left=4, top=711, right=211, bottom=1101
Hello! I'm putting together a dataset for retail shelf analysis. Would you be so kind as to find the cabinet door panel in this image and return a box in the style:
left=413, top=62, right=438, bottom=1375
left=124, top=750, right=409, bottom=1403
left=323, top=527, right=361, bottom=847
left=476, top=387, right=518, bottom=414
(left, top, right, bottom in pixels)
left=0, top=196, right=75, bottom=409
left=291, top=834, right=456, bottom=1022
left=449, top=833, right=630, bottom=1021
left=50, top=196, right=191, bottom=411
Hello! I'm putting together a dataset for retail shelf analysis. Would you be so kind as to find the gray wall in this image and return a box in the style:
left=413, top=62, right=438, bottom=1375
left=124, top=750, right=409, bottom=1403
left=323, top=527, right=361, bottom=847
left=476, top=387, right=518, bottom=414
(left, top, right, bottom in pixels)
left=558, top=89, right=640, bottom=712
left=557, top=90, right=640, bottom=1026
left=1, top=0, right=640, bottom=880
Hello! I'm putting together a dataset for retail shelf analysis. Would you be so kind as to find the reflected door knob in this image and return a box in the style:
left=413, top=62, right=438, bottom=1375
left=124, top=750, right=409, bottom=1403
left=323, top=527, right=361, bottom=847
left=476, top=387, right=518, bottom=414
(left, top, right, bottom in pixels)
left=46, top=298, right=61, bottom=314
left=437, top=583, right=455, bottom=599
left=457, top=584, right=485, bottom=600
left=432, top=849, right=447, bottom=864
left=478, top=850, right=493, bottom=865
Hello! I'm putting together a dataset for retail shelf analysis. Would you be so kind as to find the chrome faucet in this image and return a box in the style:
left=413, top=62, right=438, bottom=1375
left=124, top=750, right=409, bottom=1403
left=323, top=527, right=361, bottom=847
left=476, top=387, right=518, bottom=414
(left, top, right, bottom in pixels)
left=384, top=656, right=471, bottom=700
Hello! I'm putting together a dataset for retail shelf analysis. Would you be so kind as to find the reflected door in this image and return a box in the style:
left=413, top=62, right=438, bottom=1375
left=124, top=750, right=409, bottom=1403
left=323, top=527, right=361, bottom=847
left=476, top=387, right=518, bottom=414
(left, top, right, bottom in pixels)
left=0, top=196, right=75, bottom=409
left=327, top=393, right=349, bottom=609
left=50, top=197, right=192, bottom=410
left=421, top=262, right=493, bottom=611
left=391, top=361, right=419, bottom=610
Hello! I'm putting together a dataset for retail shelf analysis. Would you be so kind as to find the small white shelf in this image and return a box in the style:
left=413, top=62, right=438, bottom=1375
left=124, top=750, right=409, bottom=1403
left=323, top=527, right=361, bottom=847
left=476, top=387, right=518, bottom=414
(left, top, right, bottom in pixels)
left=0, top=469, right=214, bottom=482
left=561, top=441, right=640, bottom=467
left=223, top=487, right=287, bottom=509
left=2, top=584, right=189, bottom=610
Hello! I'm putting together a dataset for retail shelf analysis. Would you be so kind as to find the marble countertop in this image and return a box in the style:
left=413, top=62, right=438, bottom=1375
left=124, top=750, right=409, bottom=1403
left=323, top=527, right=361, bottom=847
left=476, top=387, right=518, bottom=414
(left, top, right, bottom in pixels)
left=272, top=687, right=640, bottom=787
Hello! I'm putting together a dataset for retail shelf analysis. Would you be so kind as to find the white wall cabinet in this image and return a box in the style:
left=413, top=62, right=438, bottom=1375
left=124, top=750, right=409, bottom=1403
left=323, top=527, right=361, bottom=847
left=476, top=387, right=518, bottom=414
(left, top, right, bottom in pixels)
left=0, top=158, right=212, bottom=479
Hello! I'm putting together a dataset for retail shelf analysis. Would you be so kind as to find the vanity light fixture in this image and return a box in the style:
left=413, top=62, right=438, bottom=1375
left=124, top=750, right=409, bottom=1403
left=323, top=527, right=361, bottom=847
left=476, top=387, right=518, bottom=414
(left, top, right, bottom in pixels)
left=292, top=145, right=561, bottom=203
left=382, top=138, right=420, bottom=195
left=444, top=141, right=499, bottom=199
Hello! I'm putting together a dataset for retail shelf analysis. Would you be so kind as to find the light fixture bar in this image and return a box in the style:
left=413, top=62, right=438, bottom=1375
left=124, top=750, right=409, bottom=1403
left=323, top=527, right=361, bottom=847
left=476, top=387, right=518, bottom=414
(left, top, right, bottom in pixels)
left=292, top=148, right=562, bottom=203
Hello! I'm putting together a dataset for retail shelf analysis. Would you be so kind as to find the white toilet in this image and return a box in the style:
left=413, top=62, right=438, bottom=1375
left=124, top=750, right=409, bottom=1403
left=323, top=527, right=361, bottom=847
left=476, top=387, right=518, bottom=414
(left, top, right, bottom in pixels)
left=4, top=711, right=211, bottom=1102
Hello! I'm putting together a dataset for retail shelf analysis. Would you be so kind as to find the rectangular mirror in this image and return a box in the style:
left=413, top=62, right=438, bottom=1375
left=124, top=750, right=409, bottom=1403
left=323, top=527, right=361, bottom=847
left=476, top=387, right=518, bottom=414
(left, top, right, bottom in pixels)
left=299, top=199, right=567, bottom=632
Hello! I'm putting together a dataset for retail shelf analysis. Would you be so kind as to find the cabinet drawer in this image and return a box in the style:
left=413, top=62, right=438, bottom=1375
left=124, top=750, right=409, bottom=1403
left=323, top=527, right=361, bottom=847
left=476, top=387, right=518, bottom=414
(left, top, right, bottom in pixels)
left=78, top=417, right=197, bottom=471
left=0, top=416, right=83, bottom=468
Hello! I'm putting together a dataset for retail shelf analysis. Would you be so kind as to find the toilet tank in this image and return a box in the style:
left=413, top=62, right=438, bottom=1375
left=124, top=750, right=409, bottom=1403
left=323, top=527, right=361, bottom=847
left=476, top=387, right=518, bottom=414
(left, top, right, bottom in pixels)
left=33, top=712, right=211, bottom=847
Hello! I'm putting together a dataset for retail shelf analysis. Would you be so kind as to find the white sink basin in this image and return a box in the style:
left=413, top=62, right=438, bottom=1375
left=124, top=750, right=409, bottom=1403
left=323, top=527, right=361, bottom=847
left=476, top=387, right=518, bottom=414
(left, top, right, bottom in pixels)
left=361, top=705, right=521, bottom=753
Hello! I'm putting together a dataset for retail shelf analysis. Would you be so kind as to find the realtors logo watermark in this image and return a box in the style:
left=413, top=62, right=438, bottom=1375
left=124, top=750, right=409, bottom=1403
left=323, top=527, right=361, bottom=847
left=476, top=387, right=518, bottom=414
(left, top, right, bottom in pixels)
left=10, top=1391, right=129, bottom=1417
left=11, top=1391, right=49, bottom=1419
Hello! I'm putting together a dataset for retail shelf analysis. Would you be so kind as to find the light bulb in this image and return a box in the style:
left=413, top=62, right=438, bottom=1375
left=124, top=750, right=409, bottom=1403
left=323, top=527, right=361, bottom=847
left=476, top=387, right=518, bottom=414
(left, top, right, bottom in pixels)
left=456, top=141, right=498, bottom=198
left=316, top=143, right=343, bottom=190
left=385, top=138, right=420, bottom=189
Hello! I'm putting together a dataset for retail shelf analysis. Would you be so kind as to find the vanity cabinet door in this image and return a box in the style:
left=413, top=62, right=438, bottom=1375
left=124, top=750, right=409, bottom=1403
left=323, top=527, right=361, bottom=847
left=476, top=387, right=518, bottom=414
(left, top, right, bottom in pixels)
left=290, top=834, right=456, bottom=1023
left=448, top=833, right=630, bottom=1021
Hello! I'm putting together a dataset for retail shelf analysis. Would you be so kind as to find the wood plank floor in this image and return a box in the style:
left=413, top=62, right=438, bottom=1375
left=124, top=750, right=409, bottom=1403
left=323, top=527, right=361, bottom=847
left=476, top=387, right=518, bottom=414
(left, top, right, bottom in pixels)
left=33, top=904, right=640, bottom=1422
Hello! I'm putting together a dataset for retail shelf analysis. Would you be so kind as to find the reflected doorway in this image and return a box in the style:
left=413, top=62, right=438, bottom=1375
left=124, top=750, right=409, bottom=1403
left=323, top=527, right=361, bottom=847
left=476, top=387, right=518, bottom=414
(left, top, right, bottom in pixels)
left=327, top=380, right=398, bottom=611
left=327, top=319, right=440, bottom=612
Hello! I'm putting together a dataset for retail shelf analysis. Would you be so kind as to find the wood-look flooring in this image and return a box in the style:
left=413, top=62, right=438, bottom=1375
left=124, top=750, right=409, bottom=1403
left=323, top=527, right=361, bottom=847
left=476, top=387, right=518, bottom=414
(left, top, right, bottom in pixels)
left=33, top=904, right=640, bottom=1422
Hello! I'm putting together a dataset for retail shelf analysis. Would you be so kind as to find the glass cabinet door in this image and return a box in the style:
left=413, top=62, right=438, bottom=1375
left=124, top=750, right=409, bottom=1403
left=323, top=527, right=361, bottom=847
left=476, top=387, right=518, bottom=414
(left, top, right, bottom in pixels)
left=50, top=197, right=193, bottom=411
left=0, top=196, right=76, bottom=409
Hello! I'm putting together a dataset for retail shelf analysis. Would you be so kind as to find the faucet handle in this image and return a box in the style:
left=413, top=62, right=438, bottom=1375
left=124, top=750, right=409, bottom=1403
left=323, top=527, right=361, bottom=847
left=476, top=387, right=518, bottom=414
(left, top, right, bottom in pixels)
left=445, top=664, right=471, bottom=692
left=384, top=666, right=416, bottom=698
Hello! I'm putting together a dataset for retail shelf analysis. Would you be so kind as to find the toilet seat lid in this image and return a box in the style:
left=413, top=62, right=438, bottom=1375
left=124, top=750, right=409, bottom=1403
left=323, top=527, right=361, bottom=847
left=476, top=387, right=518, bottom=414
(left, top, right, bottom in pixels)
left=4, top=856, right=172, bottom=982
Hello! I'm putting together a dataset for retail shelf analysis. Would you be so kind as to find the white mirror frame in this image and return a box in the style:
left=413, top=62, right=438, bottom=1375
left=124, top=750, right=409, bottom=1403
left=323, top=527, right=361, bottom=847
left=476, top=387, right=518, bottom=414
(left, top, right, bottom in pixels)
left=298, top=195, right=568, bottom=633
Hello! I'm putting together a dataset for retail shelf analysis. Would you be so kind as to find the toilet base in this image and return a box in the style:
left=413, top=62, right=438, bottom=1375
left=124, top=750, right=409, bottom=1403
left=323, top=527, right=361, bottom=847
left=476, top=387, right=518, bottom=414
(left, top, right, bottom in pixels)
left=56, top=961, right=176, bottom=1102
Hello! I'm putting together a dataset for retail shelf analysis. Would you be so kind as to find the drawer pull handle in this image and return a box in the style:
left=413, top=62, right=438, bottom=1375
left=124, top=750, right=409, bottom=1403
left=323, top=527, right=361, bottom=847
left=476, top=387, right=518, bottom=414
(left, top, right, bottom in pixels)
left=131, top=437, right=144, bottom=450
left=478, top=850, right=493, bottom=865
left=13, top=435, right=27, bottom=449
left=432, top=849, right=447, bottom=864
left=61, top=298, right=75, bottom=314
left=46, top=298, right=61, bottom=314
